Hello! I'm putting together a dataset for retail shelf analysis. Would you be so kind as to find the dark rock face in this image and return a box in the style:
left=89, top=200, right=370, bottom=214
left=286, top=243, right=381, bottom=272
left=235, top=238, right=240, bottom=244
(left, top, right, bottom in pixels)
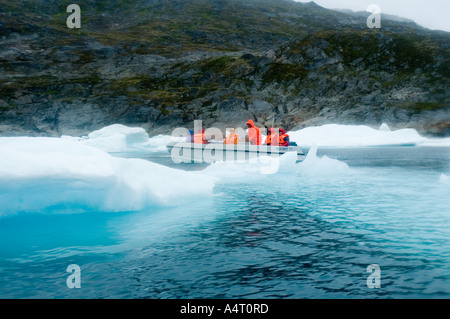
left=0, top=0, right=449, bottom=137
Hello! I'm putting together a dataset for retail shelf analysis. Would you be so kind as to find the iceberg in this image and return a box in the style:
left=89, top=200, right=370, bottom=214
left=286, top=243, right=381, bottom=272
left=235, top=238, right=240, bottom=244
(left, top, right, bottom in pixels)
left=296, top=144, right=351, bottom=175
left=63, top=124, right=184, bottom=153
left=202, top=146, right=351, bottom=179
left=288, top=124, right=450, bottom=147
left=82, top=124, right=150, bottom=152
left=0, top=136, right=216, bottom=216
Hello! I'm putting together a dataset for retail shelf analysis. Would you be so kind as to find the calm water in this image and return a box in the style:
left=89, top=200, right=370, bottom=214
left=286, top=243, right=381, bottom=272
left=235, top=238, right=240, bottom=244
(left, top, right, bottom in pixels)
left=0, top=146, right=449, bottom=299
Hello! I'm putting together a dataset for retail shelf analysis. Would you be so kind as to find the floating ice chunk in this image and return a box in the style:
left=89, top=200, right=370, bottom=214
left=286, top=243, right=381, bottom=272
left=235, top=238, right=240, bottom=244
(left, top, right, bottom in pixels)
left=258, top=152, right=297, bottom=175
left=257, top=156, right=280, bottom=175
left=88, top=124, right=148, bottom=143
left=0, top=137, right=114, bottom=180
left=203, top=156, right=277, bottom=180
left=288, top=124, right=428, bottom=147
left=276, top=151, right=299, bottom=174
left=420, top=138, right=450, bottom=147
left=145, top=134, right=185, bottom=152
left=202, top=152, right=297, bottom=180
left=79, top=124, right=150, bottom=152
left=71, top=124, right=186, bottom=153
left=0, top=136, right=216, bottom=216
left=296, top=144, right=351, bottom=175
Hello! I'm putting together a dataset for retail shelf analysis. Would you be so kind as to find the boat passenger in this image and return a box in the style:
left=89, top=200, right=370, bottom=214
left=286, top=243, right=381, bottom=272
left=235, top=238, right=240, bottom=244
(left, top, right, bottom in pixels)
left=264, top=127, right=279, bottom=146
left=279, top=129, right=290, bottom=147
left=246, top=119, right=261, bottom=145
left=193, top=129, right=209, bottom=144
left=187, top=129, right=194, bottom=143
left=224, top=129, right=239, bottom=145
left=263, top=127, right=271, bottom=144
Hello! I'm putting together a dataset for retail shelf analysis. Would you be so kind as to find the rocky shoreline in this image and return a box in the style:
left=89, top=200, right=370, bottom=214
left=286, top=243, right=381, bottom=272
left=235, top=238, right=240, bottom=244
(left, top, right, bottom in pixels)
left=0, top=0, right=449, bottom=137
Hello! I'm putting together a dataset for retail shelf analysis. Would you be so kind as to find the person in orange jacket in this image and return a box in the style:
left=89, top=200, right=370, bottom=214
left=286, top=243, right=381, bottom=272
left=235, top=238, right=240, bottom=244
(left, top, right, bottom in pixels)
left=264, top=127, right=279, bottom=146
left=278, top=128, right=290, bottom=146
left=193, top=129, right=209, bottom=144
left=224, top=128, right=239, bottom=145
left=245, top=119, right=261, bottom=145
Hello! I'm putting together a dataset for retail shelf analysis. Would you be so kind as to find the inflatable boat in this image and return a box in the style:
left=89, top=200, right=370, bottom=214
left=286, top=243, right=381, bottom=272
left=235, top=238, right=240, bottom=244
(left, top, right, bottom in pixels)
left=166, top=141, right=306, bottom=164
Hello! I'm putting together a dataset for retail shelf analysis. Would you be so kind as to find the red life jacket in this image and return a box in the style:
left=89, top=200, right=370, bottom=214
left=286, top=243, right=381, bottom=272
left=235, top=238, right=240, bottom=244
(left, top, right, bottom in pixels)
left=193, top=130, right=208, bottom=144
left=265, top=133, right=279, bottom=146
left=224, top=132, right=239, bottom=145
left=278, top=129, right=289, bottom=146
left=279, top=134, right=289, bottom=146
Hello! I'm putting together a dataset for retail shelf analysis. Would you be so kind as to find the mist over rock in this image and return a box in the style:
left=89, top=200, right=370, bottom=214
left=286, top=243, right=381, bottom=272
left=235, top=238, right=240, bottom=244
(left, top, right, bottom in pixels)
left=0, top=0, right=449, bottom=137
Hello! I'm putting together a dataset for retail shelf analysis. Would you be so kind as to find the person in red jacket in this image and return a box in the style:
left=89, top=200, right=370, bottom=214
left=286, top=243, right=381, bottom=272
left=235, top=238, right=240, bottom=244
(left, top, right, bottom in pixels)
left=264, top=127, right=279, bottom=146
left=193, top=129, right=209, bottom=144
left=224, top=128, right=239, bottom=145
left=278, top=129, right=290, bottom=146
left=246, top=119, right=261, bottom=145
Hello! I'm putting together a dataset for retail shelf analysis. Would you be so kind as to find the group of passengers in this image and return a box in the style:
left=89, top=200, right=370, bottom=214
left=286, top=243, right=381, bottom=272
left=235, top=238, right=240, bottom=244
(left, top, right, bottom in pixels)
left=190, top=119, right=290, bottom=147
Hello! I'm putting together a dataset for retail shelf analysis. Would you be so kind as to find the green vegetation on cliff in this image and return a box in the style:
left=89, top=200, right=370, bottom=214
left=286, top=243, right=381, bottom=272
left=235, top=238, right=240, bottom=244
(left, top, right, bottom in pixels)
left=0, top=0, right=449, bottom=136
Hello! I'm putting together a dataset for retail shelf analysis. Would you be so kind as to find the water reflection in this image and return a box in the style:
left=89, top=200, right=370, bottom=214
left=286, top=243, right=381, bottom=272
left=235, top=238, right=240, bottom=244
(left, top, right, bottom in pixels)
left=102, top=182, right=448, bottom=299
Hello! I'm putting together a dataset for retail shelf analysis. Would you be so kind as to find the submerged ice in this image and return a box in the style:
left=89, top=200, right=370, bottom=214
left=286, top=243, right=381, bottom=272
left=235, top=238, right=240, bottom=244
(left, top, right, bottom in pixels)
left=0, top=136, right=216, bottom=216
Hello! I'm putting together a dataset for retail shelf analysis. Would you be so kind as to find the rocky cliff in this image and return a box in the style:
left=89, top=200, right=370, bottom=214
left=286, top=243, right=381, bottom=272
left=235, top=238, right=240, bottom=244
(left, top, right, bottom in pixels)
left=0, top=0, right=449, bottom=137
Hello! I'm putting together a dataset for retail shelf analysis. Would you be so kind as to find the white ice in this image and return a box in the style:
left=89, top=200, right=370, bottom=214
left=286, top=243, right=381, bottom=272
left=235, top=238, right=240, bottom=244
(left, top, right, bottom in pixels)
left=0, top=136, right=216, bottom=216
left=62, top=124, right=184, bottom=153
left=67, top=123, right=450, bottom=152
left=1, top=122, right=449, bottom=216
left=288, top=123, right=450, bottom=147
